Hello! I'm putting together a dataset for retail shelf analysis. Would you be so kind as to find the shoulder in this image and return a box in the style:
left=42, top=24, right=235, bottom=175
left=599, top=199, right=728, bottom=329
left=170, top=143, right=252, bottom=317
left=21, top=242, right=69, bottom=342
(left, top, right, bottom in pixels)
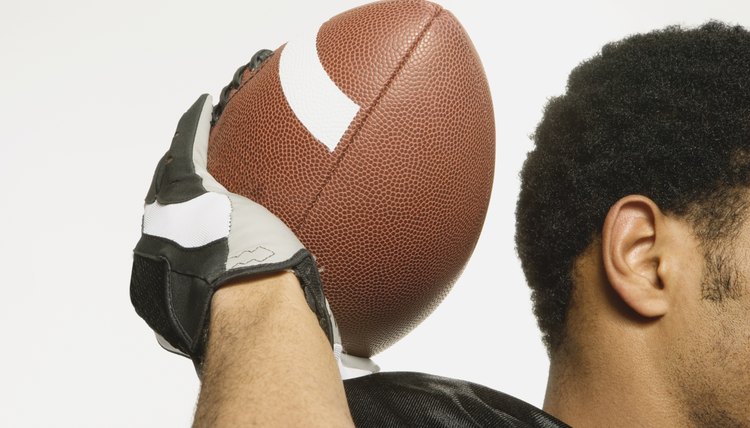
left=344, top=372, right=569, bottom=428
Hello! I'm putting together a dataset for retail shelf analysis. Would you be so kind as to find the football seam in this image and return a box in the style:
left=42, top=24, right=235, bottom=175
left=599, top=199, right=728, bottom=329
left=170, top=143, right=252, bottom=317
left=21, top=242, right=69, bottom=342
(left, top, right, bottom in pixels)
left=296, top=5, right=446, bottom=234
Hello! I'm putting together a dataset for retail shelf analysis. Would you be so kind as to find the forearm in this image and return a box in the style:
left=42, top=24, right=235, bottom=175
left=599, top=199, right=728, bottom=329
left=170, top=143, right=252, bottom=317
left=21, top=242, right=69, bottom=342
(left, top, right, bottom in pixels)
left=193, top=272, right=354, bottom=427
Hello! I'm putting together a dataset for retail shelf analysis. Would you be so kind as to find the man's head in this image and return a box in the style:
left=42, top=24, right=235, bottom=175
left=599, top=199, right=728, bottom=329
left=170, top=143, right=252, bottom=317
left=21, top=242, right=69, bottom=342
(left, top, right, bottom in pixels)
left=516, top=21, right=750, bottom=423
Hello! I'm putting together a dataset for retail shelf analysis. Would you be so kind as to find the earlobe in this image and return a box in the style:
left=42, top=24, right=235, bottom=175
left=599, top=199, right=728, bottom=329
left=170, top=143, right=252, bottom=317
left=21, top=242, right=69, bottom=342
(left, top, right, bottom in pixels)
left=601, top=195, right=669, bottom=318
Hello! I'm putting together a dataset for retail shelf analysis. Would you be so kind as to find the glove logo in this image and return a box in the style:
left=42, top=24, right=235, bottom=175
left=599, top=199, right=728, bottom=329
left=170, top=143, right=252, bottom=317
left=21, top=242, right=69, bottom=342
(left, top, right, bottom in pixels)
left=131, top=94, right=334, bottom=366
left=228, top=246, right=276, bottom=268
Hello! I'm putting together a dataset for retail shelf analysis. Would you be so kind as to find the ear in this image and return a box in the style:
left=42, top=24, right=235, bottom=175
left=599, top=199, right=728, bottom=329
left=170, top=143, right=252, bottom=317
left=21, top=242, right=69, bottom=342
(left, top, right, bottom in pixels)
left=601, top=195, right=670, bottom=318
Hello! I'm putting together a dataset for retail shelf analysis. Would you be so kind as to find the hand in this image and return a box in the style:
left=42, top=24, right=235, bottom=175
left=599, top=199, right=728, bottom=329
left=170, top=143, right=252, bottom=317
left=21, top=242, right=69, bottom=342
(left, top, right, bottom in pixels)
left=129, top=94, right=334, bottom=369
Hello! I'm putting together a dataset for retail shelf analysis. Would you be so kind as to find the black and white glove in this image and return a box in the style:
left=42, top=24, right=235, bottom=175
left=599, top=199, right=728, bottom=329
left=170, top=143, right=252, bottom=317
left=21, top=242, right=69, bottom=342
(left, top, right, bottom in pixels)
left=129, top=94, right=334, bottom=369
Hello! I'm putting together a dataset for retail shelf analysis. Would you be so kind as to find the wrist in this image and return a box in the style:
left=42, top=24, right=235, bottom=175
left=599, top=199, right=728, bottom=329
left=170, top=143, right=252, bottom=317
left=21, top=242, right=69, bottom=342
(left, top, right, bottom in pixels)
left=210, top=271, right=306, bottom=318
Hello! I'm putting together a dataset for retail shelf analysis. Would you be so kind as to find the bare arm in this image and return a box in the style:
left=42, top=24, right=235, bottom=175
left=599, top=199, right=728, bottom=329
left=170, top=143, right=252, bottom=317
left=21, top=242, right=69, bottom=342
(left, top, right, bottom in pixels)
left=193, top=272, right=354, bottom=427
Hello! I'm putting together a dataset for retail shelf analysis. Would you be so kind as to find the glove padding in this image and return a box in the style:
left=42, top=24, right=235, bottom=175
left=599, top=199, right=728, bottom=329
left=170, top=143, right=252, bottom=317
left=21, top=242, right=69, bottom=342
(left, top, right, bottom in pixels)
left=130, top=94, right=334, bottom=368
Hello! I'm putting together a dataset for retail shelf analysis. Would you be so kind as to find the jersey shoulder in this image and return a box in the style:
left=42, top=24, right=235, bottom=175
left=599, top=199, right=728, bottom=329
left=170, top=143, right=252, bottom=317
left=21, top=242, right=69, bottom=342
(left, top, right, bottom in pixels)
left=344, top=371, right=570, bottom=428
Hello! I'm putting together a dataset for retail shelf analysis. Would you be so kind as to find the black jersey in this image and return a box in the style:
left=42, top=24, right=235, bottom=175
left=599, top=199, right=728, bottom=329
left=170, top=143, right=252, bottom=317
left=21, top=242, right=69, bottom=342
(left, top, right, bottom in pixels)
left=344, top=372, right=569, bottom=427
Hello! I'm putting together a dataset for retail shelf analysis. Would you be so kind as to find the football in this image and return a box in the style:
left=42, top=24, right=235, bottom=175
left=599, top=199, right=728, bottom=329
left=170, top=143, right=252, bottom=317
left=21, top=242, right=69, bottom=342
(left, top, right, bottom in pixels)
left=208, top=0, right=494, bottom=357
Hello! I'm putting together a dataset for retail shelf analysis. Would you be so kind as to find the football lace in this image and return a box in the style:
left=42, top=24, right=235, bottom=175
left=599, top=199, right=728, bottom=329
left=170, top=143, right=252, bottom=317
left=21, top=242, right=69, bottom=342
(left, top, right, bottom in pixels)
left=211, top=49, right=274, bottom=126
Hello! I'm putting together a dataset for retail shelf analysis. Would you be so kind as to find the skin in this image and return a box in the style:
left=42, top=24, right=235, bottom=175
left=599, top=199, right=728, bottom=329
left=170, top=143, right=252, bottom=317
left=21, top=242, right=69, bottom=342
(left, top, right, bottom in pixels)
left=192, top=194, right=750, bottom=427
left=543, top=195, right=750, bottom=427
left=193, top=272, right=354, bottom=428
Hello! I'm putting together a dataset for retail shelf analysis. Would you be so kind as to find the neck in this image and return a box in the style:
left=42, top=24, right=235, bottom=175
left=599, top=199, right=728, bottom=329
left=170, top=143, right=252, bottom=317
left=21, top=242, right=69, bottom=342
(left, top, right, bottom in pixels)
left=542, top=338, right=689, bottom=428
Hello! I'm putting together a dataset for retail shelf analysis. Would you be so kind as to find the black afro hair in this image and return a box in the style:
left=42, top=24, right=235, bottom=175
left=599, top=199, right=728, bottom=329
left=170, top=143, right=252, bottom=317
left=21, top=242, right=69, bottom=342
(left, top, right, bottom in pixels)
left=516, top=21, right=750, bottom=354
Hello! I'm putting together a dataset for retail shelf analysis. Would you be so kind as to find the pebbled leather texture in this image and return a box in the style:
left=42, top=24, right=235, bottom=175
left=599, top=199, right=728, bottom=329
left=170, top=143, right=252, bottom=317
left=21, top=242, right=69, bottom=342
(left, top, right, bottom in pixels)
left=132, top=96, right=335, bottom=367
left=208, top=0, right=495, bottom=357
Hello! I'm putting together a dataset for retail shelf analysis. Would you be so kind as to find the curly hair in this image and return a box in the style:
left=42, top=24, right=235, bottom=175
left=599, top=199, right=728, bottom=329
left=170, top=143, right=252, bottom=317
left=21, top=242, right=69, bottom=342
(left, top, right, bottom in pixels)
left=516, top=21, right=750, bottom=354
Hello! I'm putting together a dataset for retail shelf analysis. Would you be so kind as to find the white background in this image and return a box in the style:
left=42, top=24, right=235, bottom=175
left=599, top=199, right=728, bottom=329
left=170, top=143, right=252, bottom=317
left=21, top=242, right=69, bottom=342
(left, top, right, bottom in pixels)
left=1, top=1, right=748, bottom=426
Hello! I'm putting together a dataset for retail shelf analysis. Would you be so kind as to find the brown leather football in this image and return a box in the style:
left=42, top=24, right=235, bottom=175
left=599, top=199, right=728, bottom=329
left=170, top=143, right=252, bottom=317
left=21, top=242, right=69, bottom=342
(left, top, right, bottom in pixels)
left=208, top=0, right=494, bottom=357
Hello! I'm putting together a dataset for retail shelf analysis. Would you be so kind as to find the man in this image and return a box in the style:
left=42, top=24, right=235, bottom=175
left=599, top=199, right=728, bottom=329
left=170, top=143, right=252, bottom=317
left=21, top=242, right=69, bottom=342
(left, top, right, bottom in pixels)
left=515, top=21, right=750, bottom=426
left=132, top=21, right=750, bottom=427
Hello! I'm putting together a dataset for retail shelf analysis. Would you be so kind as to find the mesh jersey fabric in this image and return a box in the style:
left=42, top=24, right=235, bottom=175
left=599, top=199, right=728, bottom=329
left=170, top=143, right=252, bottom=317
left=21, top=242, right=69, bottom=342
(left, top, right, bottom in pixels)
left=343, top=372, right=570, bottom=428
